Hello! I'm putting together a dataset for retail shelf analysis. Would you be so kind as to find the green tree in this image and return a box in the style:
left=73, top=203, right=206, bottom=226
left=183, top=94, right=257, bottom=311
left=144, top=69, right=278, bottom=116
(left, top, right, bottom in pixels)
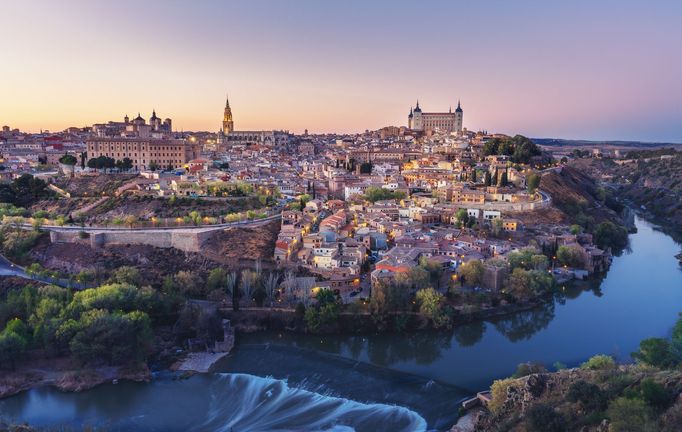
left=556, top=245, right=585, bottom=268
left=363, top=187, right=406, bottom=203
left=526, top=172, right=540, bottom=193
left=175, top=271, right=204, bottom=298
left=455, top=208, right=469, bottom=228
left=593, top=221, right=628, bottom=251
left=499, top=170, right=508, bottom=187
left=459, top=259, right=484, bottom=287
left=632, top=338, right=676, bottom=368
left=304, top=288, right=339, bottom=331
left=59, top=154, right=77, bottom=166
left=569, top=224, right=583, bottom=235
left=188, top=210, right=202, bottom=226
left=416, top=288, right=450, bottom=328
left=0, top=330, right=28, bottom=370
left=606, top=397, right=655, bottom=432
left=110, top=266, right=141, bottom=285
left=206, top=268, right=227, bottom=292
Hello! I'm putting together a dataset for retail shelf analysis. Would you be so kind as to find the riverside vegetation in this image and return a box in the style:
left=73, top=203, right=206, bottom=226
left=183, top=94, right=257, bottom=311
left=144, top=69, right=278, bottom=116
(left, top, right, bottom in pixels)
left=476, top=313, right=682, bottom=432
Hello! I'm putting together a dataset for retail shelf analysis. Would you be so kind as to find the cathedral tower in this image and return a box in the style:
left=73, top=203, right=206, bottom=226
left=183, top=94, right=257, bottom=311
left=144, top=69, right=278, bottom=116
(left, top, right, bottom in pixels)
left=222, top=95, right=234, bottom=134
left=454, top=100, right=463, bottom=133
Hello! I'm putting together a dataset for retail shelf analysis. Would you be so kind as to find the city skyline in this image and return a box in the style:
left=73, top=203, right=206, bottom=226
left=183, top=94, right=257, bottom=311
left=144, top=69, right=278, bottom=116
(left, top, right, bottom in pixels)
left=2, top=0, right=682, bottom=142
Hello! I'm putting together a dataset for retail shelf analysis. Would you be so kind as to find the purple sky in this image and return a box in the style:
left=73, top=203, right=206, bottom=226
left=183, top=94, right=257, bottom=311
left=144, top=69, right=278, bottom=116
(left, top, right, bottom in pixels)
left=2, top=0, right=681, bottom=141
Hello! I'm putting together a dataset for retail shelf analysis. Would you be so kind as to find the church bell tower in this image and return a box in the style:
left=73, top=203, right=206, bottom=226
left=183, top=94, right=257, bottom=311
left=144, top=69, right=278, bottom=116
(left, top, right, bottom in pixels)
left=222, top=95, right=234, bottom=134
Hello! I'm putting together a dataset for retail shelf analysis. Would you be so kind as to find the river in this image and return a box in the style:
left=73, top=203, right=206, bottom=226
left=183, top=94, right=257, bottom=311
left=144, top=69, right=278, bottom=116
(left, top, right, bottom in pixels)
left=1, top=216, right=681, bottom=431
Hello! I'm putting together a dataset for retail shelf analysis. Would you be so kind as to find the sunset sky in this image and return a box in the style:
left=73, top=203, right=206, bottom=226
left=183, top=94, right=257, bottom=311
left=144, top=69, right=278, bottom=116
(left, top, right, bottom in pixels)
left=2, top=0, right=681, bottom=141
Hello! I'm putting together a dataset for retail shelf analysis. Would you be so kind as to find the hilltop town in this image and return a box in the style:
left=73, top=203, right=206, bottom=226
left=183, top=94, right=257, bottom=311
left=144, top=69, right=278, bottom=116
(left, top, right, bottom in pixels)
left=0, top=98, right=630, bottom=319
left=0, top=97, right=644, bottom=411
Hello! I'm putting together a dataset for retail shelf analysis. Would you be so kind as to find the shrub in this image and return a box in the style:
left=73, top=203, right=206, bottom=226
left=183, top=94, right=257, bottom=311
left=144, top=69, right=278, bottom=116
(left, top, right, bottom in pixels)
left=513, top=362, right=547, bottom=378
left=581, top=354, right=615, bottom=370
left=631, top=338, right=676, bottom=368
left=553, top=361, right=567, bottom=371
left=525, top=403, right=567, bottom=432
left=566, top=380, right=607, bottom=411
left=488, top=378, right=518, bottom=415
left=638, top=378, right=671, bottom=409
left=606, top=397, right=655, bottom=432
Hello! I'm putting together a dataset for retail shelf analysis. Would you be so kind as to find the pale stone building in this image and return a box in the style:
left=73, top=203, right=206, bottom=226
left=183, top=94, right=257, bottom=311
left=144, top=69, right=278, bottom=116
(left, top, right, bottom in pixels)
left=86, top=137, right=201, bottom=171
left=408, top=100, right=463, bottom=133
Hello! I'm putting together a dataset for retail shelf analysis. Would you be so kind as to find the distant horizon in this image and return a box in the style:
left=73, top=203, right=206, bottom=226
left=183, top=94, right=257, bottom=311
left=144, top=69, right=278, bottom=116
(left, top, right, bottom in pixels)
left=10, top=119, right=682, bottom=146
left=2, top=0, right=681, bottom=142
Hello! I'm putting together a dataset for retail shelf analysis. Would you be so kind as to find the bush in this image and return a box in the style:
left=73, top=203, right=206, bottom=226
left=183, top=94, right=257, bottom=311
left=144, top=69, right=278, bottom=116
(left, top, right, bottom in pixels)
left=631, top=338, right=676, bottom=368
left=606, top=397, right=655, bottom=432
left=513, top=362, right=547, bottom=378
left=525, top=403, right=567, bottom=432
left=581, top=354, right=615, bottom=370
left=488, top=378, right=518, bottom=415
left=566, top=380, right=608, bottom=411
left=110, top=266, right=141, bottom=286
left=593, top=221, right=628, bottom=251
left=638, top=378, right=671, bottom=409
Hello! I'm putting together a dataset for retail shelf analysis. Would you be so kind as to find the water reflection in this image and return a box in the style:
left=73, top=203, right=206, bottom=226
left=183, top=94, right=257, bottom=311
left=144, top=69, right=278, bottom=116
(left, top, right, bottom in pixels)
left=452, top=321, right=486, bottom=347
left=490, top=302, right=555, bottom=342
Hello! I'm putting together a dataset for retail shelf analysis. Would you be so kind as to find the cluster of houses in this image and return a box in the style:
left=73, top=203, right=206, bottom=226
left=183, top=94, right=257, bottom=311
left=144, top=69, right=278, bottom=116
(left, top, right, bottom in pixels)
left=2, top=121, right=611, bottom=304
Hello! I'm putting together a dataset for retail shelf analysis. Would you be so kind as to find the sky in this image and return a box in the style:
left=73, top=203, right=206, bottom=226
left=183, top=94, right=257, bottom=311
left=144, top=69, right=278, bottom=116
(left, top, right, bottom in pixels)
left=2, top=0, right=681, bottom=141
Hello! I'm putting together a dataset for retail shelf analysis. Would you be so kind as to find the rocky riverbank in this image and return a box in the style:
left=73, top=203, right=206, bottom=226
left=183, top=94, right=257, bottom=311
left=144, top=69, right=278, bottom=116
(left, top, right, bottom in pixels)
left=0, top=362, right=151, bottom=400
left=470, top=365, right=682, bottom=431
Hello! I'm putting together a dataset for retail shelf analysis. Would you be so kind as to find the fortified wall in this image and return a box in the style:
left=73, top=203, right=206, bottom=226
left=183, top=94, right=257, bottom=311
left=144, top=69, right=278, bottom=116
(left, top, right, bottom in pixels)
left=49, top=228, right=218, bottom=253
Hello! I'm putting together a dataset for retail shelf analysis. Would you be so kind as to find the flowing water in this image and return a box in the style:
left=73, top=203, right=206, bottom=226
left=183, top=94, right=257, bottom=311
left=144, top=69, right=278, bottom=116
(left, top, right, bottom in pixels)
left=1, top=216, right=681, bottom=431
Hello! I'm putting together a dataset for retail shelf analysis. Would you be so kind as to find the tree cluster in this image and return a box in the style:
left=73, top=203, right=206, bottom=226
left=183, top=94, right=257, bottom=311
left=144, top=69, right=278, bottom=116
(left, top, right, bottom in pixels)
left=0, top=283, right=165, bottom=368
left=483, top=135, right=542, bottom=164
left=0, top=174, right=53, bottom=207
left=363, top=186, right=406, bottom=203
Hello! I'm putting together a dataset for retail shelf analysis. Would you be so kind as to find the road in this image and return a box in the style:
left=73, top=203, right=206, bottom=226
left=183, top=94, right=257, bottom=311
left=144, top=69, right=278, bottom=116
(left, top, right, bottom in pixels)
left=0, top=255, right=89, bottom=290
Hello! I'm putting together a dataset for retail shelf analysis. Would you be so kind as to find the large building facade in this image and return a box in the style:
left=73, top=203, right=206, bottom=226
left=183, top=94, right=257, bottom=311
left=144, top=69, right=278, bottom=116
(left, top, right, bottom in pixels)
left=92, top=111, right=172, bottom=138
left=408, top=100, right=463, bottom=133
left=218, top=93, right=291, bottom=147
left=86, top=138, right=201, bottom=171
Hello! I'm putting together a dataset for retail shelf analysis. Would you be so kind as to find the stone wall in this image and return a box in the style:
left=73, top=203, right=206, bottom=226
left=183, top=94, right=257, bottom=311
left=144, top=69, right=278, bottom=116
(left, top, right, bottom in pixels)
left=50, top=228, right=218, bottom=253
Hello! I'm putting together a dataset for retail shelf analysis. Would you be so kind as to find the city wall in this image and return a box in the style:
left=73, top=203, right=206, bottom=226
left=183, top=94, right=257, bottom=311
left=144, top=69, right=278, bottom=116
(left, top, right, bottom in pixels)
left=49, top=228, right=218, bottom=253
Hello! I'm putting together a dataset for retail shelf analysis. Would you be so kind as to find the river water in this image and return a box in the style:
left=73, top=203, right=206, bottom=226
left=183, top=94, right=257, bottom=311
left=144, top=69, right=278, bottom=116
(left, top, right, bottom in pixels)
left=1, top=216, right=681, bottom=431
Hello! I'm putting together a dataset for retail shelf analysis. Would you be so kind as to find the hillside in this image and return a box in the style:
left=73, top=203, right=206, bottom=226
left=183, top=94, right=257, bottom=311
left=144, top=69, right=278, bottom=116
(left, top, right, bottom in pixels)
left=471, top=365, right=682, bottom=431
left=570, top=153, right=682, bottom=242
left=539, top=166, right=628, bottom=230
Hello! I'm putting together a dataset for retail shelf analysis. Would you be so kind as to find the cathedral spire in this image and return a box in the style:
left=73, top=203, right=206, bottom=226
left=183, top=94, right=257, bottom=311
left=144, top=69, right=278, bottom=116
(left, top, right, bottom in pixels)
left=223, top=93, right=234, bottom=134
